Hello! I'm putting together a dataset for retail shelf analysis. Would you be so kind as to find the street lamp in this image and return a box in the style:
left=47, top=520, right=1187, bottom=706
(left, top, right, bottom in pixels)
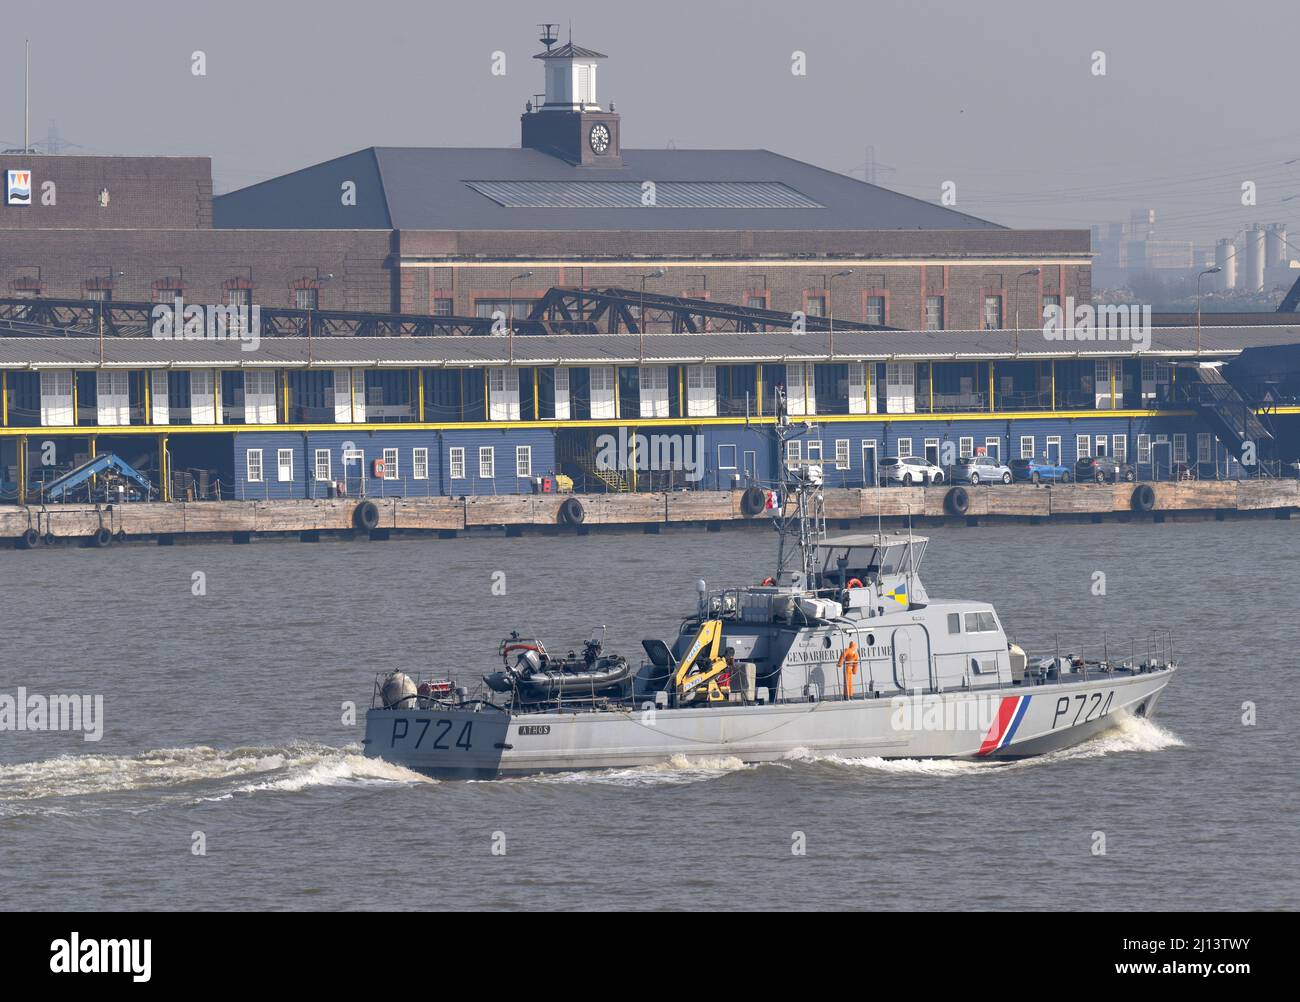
left=1197, top=266, right=1222, bottom=356
left=638, top=268, right=666, bottom=362
left=827, top=269, right=853, bottom=360
left=1013, top=268, right=1041, bottom=355
left=507, top=271, right=533, bottom=364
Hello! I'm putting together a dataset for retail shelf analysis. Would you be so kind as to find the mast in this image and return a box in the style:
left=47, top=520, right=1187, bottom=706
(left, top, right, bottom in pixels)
left=769, top=385, right=825, bottom=585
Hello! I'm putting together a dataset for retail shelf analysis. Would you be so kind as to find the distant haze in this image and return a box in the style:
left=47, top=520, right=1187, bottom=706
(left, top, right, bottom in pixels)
left=6, top=0, right=1296, bottom=245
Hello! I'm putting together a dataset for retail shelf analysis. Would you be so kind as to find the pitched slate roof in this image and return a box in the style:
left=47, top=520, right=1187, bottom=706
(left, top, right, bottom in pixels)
left=213, top=147, right=1001, bottom=232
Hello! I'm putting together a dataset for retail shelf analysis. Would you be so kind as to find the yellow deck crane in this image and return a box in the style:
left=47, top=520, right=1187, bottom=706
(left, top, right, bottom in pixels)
left=674, top=619, right=732, bottom=705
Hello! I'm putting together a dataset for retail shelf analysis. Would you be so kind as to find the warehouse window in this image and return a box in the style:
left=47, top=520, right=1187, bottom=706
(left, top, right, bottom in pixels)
left=314, top=449, right=331, bottom=482
left=864, top=296, right=886, bottom=326
left=983, top=295, right=1003, bottom=330
left=1020, top=435, right=1035, bottom=459
left=834, top=439, right=850, bottom=470
left=959, top=436, right=974, bottom=459
left=805, top=295, right=826, bottom=317
left=1076, top=434, right=1091, bottom=459
left=294, top=288, right=318, bottom=310
left=433, top=298, right=454, bottom=316
left=1197, top=433, right=1212, bottom=464
left=1113, top=434, right=1128, bottom=463
left=383, top=447, right=399, bottom=480
left=1137, top=434, right=1151, bottom=464
left=785, top=440, right=802, bottom=466
left=449, top=447, right=466, bottom=480
left=516, top=445, right=532, bottom=478
left=925, top=295, right=944, bottom=331
left=277, top=449, right=293, bottom=482
left=1173, top=434, right=1188, bottom=464
left=479, top=446, right=495, bottom=479
left=413, top=447, right=429, bottom=480
left=897, top=438, right=912, bottom=458
left=246, top=449, right=263, bottom=483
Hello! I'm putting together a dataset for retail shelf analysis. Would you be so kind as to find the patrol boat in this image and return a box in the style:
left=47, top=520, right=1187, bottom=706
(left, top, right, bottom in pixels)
left=363, top=393, right=1177, bottom=780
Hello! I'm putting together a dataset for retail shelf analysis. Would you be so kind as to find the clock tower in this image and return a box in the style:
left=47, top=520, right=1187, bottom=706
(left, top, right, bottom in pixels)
left=520, top=27, right=622, bottom=168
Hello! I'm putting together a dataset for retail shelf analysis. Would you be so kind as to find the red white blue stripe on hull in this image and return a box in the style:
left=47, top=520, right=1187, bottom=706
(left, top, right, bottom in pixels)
left=977, top=695, right=1031, bottom=756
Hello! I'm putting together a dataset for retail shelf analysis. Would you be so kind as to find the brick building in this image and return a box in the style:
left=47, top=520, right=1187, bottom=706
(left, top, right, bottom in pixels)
left=2, top=34, right=1089, bottom=327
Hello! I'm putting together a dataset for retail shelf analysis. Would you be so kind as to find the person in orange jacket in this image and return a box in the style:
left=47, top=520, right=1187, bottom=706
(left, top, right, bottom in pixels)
left=838, top=639, right=860, bottom=699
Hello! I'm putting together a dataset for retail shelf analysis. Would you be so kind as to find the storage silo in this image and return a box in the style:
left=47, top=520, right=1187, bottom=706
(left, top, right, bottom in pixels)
left=1266, top=223, right=1288, bottom=267
left=1243, top=224, right=1266, bottom=292
left=1215, top=238, right=1237, bottom=290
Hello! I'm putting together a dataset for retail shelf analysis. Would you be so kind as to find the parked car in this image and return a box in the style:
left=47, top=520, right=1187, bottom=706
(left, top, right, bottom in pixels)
left=1074, top=456, right=1137, bottom=483
left=879, top=455, right=945, bottom=485
left=1010, top=456, right=1072, bottom=484
left=948, top=454, right=1013, bottom=485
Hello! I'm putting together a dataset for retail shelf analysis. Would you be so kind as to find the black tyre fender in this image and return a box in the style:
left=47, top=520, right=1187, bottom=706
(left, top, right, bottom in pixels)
left=91, top=527, right=113, bottom=548
left=354, top=500, right=380, bottom=531
left=560, top=497, right=586, bottom=525
left=20, top=528, right=40, bottom=549
left=1131, top=483, right=1156, bottom=512
left=740, top=486, right=767, bottom=518
left=945, top=486, right=970, bottom=516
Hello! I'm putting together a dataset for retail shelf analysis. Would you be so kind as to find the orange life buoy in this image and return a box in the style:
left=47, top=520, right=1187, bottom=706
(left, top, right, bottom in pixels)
left=846, top=578, right=864, bottom=589
left=760, top=577, right=776, bottom=586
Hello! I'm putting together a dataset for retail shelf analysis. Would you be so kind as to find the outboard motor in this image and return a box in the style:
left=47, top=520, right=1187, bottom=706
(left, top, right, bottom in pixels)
left=380, top=671, right=418, bottom=709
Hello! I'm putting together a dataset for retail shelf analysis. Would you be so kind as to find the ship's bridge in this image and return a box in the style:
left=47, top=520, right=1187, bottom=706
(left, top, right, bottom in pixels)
left=814, top=533, right=927, bottom=585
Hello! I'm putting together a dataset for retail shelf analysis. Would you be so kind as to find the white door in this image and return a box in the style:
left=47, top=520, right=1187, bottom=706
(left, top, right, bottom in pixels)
left=151, top=370, right=170, bottom=425
left=40, top=370, right=74, bottom=427
left=553, top=367, right=570, bottom=420
left=686, top=364, right=717, bottom=417
left=488, top=367, right=521, bottom=421
left=96, top=370, right=131, bottom=425
left=639, top=366, right=670, bottom=418
left=190, top=370, right=218, bottom=425
left=589, top=366, right=616, bottom=419
left=333, top=369, right=353, bottom=423
left=886, top=362, right=915, bottom=414
left=848, top=362, right=868, bottom=415
left=244, top=370, right=278, bottom=424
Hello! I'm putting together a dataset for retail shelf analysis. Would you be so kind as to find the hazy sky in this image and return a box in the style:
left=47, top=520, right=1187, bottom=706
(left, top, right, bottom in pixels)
left=6, top=0, right=1297, bottom=248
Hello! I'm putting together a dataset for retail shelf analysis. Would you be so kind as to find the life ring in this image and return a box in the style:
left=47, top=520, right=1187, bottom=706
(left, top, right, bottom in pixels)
left=760, top=576, right=776, bottom=586
left=354, top=500, right=380, bottom=530
left=1131, top=483, right=1156, bottom=512
left=944, top=486, right=970, bottom=515
left=846, top=578, right=864, bottom=589
left=560, top=497, right=585, bottom=525
left=739, top=486, right=767, bottom=518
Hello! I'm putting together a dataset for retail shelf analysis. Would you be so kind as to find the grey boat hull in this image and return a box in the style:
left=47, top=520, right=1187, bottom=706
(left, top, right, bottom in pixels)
left=363, top=667, right=1174, bottom=779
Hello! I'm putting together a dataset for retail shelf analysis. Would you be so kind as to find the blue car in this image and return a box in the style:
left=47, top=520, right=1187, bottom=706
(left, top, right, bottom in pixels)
left=1009, top=456, right=1072, bottom=484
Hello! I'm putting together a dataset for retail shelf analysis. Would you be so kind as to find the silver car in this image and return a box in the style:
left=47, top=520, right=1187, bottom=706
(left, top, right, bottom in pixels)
left=878, top=455, right=946, bottom=486
left=949, top=454, right=1013, bottom=485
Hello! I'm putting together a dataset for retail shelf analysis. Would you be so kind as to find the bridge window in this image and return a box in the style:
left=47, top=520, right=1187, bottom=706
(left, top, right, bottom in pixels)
left=964, top=611, right=997, bottom=633
left=948, top=613, right=961, bottom=634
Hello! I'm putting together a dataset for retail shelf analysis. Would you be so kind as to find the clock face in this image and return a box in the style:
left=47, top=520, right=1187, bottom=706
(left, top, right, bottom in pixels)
left=589, top=123, right=610, bottom=154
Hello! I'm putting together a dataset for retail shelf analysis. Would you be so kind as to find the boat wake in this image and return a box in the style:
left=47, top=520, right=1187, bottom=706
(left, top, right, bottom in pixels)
left=514, top=754, right=751, bottom=788
left=779, top=713, right=1184, bottom=777
left=0, top=742, right=432, bottom=815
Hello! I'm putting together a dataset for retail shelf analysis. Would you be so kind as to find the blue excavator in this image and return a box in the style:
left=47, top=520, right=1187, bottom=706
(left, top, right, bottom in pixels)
left=40, top=453, right=156, bottom=502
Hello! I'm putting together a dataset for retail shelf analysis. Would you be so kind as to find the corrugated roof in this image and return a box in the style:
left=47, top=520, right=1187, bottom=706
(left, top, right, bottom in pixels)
left=214, top=147, right=1000, bottom=232
left=464, top=179, right=824, bottom=209
left=3, top=326, right=1298, bottom=369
